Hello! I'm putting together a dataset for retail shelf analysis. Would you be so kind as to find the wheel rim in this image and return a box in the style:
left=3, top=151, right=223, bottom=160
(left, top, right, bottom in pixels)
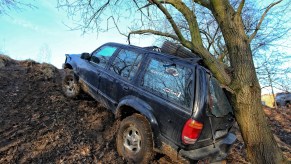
left=123, top=125, right=141, bottom=154
left=64, top=77, right=75, bottom=94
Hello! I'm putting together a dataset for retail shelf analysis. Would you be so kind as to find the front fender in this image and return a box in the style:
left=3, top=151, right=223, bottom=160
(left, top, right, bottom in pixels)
left=115, top=96, right=162, bottom=148
left=64, top=54, right=80, bottom=72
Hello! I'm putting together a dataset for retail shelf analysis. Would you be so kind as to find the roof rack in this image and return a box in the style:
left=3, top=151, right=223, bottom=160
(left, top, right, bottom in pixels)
left=142, top=46, right=161, bottom=52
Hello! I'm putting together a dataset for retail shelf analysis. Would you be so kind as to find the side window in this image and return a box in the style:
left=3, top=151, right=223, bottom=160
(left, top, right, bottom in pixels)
left=91, top=46, right=117, bottom=68
left=142, top=58, right=193, bottom=108
left=110, top=49, right=142, bottom=80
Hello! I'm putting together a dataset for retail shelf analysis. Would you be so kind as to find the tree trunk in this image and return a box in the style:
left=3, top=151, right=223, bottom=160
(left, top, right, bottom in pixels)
left=268, top=74, right=278, bottom=109
left=228, top=30, right=286, bottom=164
left=230, top=66, right=285, bottom=164
left=233, top=86, right=286, bottom=164
left=209, top=1, right=287, bottom=163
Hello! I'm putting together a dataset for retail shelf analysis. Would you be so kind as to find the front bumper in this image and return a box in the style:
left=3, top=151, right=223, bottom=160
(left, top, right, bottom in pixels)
left=62, top=63, right=66, bottom=69
left=179, top=133, right=236, bottom=162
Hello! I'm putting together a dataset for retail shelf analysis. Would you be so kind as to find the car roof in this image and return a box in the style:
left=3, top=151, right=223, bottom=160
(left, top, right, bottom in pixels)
left=103, top=42, right=202, bottom=66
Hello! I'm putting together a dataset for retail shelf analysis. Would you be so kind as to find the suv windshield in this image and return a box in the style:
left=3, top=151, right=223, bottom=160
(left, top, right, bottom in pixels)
left=209, top=78, right=233, bottom=117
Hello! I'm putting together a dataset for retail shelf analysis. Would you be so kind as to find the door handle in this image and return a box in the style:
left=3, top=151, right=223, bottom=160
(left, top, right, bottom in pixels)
left=108, top=78, right=114, bottom=82
left=123, top=86, right=129, bottom=91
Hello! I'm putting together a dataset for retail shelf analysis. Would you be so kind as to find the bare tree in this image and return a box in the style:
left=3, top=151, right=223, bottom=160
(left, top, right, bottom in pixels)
left=278, top=75, right=291, bottom=92
left=158, top=1, right=291, bottom=97
left=37, top=43, right=52, bottom=64
left=58, top=0, right=290, bottom=163
left=0, top=0, right=34, bottom=15
left=172, top=1, right=290, bottom=65
left=256, top=51, right=290, bottom=108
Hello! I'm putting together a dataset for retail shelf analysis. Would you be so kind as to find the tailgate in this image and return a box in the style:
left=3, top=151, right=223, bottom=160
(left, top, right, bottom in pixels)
left=191, top=76, right=235, bottom=149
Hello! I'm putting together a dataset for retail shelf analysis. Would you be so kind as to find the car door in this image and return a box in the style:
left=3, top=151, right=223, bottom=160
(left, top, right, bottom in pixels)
left=106, top=49, right=144, bottom=102
left=79, top=45, right=118, bottom=94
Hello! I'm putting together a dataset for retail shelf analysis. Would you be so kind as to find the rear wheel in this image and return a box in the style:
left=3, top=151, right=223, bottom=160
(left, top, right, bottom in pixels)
left=62, top=69, right=80, bottom=98
left=116, top=114, right=155, bottom=163
left=286, top=102, right=291, bottom=108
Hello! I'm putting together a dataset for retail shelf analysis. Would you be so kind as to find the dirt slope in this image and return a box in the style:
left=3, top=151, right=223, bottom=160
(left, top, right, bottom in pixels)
left=0, top=56, right=124, bottom=163
left=0, top=55, right=290, bottom=163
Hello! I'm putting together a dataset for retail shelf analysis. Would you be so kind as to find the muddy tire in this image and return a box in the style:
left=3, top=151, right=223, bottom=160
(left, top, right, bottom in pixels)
left=62, top=69, right=80, bottom=98
left=286, top=102, right=291, bottom=108
left=116, top=114, right=155, bottom=163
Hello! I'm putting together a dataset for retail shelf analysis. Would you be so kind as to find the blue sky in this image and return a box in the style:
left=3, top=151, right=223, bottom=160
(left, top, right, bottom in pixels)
left=0, top=1, right=154, bottom=68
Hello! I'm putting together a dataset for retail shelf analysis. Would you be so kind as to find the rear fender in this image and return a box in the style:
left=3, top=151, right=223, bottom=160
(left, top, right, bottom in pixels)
left=115, top=96, right=162, bottom=148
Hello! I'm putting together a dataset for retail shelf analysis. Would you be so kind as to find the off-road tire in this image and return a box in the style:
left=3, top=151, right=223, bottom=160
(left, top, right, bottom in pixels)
left=62, top=69, right=80, bottom=98
left=286, top=102, right=291, bottom=108
left=116, top=114, right=155, bottom=163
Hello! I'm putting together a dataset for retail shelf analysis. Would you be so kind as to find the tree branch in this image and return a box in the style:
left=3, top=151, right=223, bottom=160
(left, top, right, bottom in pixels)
left=127, top=28, right=231, bottom=85
left=248, top=0, right=283, bottom=42
left=132, top=0, right=150, bottom=20
left=200, top=30, right=212, bottom=49
left=150, top=0, right=231, bottom=85
left=193, top=0, right=210, bottom=9
left=91, top=1, right=110, bottom=23
left=236, top=0, right=245, bottom=15
left=107, top=16, right=127, bottom=37
left=0, top=0, right=36, bottom=15
left=127, top=29, right=179, bottom=44
left=151, top=0, right=187, bottom=43
left=160, top=0, right=204, bottom=47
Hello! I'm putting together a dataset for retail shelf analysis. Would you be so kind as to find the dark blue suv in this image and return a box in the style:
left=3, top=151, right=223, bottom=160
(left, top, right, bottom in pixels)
left=62, top=42, right=236, bottom=163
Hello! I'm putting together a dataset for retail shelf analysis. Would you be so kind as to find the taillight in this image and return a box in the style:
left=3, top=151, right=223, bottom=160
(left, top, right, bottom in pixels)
left=182, top=119, right=203, bottom=144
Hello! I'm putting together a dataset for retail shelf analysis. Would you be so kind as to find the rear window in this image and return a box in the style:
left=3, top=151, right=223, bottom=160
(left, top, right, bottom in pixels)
left=141, top=58, right=193, bottom=108
left=209, top=78, right=233, bottom=117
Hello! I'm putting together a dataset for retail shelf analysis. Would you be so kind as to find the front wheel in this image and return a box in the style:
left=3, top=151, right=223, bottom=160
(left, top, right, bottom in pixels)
left=116, top=114, right=155, bottom=163
left=62, top=69, right=80, bottom=98
left=286, top=102, right=291, bottom=108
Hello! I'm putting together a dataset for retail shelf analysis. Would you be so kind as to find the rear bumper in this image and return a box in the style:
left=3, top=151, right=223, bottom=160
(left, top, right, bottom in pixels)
left=179, top=133, right=236, bottom=162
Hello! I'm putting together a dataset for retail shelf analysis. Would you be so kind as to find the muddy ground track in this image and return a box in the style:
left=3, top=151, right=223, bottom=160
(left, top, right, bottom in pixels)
left=0, top=56, right=290, bottom=163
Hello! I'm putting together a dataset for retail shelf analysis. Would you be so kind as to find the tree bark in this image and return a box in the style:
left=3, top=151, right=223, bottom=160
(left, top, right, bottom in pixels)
left=229, top=43, right=285, bottom=163
left=209, top=0, right=287, bottom=163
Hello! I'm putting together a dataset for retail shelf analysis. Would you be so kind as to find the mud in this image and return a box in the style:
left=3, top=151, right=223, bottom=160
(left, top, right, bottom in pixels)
left=0, top=55, right=290, bottom=163
left=0, top=56, right=123, bottom=163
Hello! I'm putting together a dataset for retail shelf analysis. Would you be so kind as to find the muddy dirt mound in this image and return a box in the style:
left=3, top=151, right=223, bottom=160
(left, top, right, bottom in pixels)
left=0, top=55, right=16, bottom=68
left=264, top=106, right=291, bottom=159
left=0, top=56, right=290, bottom=163
left=0, top=58, right=124, bottom=163
left=226, top=106, right=291, bottom=163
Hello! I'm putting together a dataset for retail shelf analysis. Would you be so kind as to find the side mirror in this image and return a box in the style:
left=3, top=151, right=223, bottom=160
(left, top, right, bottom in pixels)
left=91, top=56, right=100, bottom=64
left=81, top=52, right=91, bottom=60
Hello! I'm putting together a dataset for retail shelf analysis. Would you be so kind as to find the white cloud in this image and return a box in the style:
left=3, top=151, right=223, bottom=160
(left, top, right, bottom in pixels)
left=9, top=18, right=56, bottom=35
